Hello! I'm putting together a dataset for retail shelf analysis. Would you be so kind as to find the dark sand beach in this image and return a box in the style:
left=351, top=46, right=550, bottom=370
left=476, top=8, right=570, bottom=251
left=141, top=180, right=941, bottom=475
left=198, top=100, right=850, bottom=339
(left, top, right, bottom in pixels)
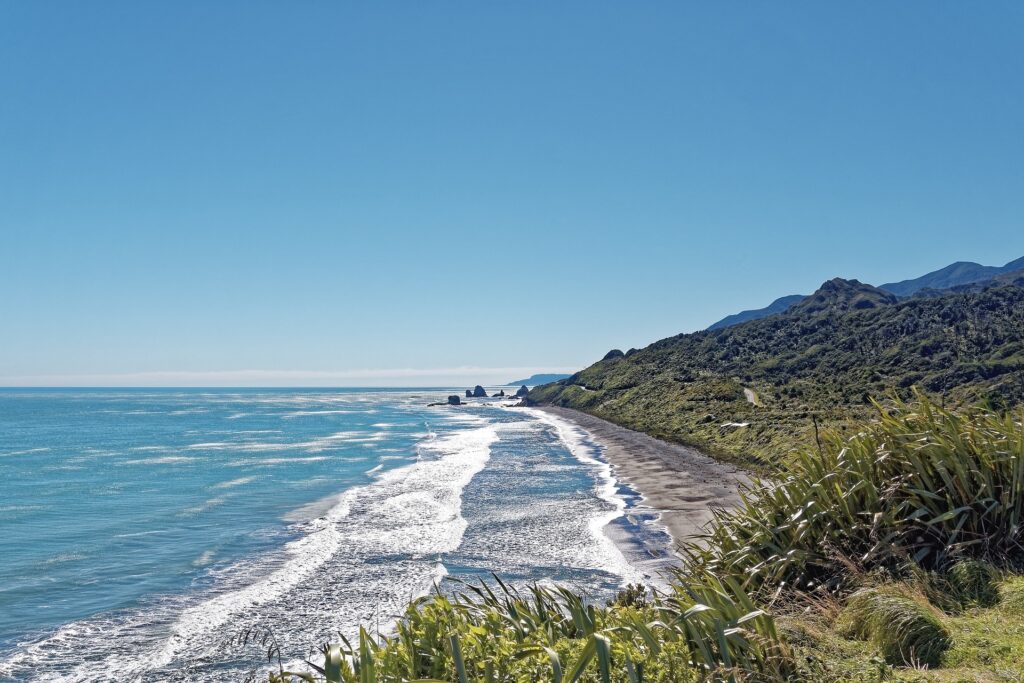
left=535, top=406, right=750, bottom=550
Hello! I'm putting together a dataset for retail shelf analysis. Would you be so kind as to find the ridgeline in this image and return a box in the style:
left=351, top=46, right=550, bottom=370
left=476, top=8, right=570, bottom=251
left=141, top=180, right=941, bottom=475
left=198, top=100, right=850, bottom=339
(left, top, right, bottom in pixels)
left=530, top=279, right=1024, bottom=469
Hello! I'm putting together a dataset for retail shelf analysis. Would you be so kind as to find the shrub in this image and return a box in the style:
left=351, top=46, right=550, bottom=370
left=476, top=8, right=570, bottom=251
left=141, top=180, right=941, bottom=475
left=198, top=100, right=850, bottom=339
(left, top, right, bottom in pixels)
left=689, top=394, right=1024, bottom=596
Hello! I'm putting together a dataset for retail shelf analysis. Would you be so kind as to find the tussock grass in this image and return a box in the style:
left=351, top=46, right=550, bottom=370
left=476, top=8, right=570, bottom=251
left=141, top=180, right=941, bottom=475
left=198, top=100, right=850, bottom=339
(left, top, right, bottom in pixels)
left=946, top=559, right=1000, bottom=609
left=839, top=587, right=950, bottom=667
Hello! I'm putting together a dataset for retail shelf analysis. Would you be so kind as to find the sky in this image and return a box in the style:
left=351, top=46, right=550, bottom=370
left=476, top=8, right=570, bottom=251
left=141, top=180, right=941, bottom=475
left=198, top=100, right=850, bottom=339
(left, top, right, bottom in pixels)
left=1, top=3, right=1022, bottom=386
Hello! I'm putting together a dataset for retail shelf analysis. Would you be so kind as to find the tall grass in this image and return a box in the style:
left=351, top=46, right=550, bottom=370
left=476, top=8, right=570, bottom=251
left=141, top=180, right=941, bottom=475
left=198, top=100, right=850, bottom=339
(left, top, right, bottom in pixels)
left=838, top=586, right=950, bottom=667
left=690, top=394, right=1024, bottom=596
left=268, top=576, right=794, bottom=683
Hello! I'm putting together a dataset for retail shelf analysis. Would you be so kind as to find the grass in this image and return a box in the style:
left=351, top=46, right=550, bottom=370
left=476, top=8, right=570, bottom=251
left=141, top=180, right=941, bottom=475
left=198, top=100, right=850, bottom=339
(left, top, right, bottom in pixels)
left=783, top=574, right=1024, bottom=682
left=936, top=575, right=1024, bottom=681
left=255, top=397, right=1024, bottom=682
left=838, top=587, right=950, bottom=667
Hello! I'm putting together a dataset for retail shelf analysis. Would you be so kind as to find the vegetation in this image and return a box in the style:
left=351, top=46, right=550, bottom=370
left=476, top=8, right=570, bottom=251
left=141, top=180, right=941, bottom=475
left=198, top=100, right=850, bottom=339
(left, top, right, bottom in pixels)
left=529, top=281, right=1024, bottom=469
left=838, top=586, right=950, bottom=667
left=690, top=395, right=1024, bottom=594
left=263, top=398, right=1024, bottom=682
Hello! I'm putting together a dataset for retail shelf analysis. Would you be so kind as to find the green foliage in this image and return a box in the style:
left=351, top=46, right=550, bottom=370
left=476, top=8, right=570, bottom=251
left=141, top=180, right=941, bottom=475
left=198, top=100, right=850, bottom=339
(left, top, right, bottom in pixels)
left=839, top=587, right=951, bottom=667
left=928, top=575, right=1024, bottom=679
left=945, top=559, right=1000, bottom=609
left=530, top=283, right=1024, bottom=469
left=608, top=584, right=648, bottom=609
left=686, top=396, right=1024, bottom=596
left=264, top=576, right=795, bottom=682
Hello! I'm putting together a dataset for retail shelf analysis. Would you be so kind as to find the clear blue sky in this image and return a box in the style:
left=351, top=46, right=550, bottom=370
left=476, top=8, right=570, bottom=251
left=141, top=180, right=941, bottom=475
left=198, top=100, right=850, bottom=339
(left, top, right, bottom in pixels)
left=2, top=3, right=1022, bottom=386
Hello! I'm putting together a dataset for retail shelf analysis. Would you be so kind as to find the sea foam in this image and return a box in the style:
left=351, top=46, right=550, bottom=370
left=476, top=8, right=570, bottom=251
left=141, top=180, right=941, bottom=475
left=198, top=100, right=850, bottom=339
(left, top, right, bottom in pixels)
left=0, top=417, right=496, bottom=682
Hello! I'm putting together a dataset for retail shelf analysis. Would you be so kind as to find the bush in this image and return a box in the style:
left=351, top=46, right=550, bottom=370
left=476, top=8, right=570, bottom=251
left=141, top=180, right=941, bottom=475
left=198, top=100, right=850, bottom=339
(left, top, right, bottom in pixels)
left=689, top=394, right=1024, bottom=596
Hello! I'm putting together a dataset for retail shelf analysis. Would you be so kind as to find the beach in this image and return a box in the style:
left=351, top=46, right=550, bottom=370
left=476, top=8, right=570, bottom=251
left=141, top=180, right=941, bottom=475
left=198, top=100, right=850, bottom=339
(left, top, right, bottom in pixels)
left=0, top=389, right=660, bottom=681
left=533, top=406, right=750, bottom=549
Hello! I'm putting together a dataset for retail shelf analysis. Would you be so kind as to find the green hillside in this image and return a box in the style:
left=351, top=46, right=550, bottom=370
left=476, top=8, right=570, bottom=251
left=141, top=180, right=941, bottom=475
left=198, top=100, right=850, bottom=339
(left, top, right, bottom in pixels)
left=530, top=280, right=1024, bottom=469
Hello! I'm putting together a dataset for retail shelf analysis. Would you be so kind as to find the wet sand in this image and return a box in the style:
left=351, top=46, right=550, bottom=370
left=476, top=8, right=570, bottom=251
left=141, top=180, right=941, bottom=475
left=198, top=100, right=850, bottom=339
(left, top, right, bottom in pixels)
left=535, top=406, right=750, bottom=552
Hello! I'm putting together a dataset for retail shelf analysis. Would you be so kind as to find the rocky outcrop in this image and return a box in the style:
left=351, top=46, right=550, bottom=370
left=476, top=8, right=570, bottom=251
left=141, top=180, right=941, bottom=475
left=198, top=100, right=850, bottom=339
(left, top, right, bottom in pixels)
left=465, top=389, right=473, bottom=398
left=447, top=395, right=461, bottom=405
left=603, top=349, right=625, bottom=360
left=472, top=385, right=487, bottom=398
left=516, top=385, right=529, bottom=397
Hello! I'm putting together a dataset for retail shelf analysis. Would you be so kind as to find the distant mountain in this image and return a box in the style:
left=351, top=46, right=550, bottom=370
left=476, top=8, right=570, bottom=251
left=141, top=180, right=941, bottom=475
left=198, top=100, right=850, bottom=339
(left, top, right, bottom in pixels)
left=880, top=256, right=1024, bottom=297
left=913, top=267, right=1024, bottom=298
left=504, top=373, right=571, bottom=386
left=707, top=294, right=805, bottom=331
left=532, top=279, right=1024, bottom=469
left=706, top=255, right=1024, bottom=330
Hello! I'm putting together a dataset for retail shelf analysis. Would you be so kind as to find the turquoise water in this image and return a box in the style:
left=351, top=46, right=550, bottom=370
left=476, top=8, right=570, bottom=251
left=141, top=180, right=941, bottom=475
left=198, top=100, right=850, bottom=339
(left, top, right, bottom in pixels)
left=0, top=389, right=672, bottom=681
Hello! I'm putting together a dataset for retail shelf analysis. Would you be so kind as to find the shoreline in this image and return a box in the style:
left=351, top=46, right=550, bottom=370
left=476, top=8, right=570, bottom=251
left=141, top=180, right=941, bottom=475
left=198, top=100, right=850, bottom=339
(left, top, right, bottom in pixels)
left=522, top=406, right=678, bottom=586
left=532, top=405, right=749, bottom=553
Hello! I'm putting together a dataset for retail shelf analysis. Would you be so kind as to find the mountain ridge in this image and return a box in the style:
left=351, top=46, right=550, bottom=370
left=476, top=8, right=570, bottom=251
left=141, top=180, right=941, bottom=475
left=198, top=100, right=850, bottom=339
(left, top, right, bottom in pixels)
left=531, top=279, right=1024, bottom=468
left=706, top=255, right=1024, bottom=330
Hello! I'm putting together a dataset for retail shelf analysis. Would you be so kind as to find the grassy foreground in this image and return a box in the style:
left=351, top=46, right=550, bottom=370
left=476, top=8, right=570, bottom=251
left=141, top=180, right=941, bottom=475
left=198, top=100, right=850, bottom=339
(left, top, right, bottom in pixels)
left=264, top=397, right=1023, bottom=682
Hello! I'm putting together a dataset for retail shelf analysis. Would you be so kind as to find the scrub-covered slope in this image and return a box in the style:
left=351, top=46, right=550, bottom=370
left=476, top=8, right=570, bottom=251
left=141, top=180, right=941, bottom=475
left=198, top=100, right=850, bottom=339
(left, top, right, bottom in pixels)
left=530, top=280, right=1024, bottom=468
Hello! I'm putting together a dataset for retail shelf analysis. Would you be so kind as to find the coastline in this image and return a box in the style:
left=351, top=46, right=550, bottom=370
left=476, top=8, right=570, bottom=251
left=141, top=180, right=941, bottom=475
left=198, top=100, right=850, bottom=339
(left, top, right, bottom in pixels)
left=531, top=405, right=749, bottom=552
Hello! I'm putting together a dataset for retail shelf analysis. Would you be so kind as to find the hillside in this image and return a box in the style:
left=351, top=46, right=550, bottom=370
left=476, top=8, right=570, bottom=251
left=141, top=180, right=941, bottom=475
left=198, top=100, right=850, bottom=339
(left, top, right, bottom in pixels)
left=530, top=280, right=1024, bottom=468
left=706, top=254, right=1024, bottom=330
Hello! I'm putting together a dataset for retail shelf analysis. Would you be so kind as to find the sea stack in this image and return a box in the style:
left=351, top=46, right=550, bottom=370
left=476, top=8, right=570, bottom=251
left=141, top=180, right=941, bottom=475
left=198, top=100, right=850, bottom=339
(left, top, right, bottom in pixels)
left=516, top=385, right=529, bottom=397
left=447, top=395, right=461, bottom=405
left=472, top=385, right=487, bottom=397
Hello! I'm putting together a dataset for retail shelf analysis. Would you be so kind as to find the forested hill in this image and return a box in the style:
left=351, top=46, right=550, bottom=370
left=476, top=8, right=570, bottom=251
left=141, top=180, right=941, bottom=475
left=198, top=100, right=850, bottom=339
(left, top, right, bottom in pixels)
left=529, top=280, right=1024, bottom=469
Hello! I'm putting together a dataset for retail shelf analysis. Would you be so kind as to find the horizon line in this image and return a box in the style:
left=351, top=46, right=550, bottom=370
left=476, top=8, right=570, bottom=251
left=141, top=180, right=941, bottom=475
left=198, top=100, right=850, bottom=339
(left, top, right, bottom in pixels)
left=0, top=366, right=578, bottom=388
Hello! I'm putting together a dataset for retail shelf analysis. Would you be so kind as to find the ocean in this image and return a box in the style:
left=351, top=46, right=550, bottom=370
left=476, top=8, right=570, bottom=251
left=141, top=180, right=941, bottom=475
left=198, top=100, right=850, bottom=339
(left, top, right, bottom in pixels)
left=0, top=389, right=673, bottom=682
